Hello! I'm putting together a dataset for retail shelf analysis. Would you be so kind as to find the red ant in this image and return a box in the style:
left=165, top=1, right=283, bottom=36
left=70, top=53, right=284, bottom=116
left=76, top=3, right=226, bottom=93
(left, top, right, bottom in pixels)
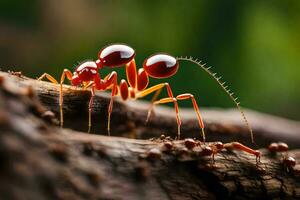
left=38, top=43, right=259, bottom=159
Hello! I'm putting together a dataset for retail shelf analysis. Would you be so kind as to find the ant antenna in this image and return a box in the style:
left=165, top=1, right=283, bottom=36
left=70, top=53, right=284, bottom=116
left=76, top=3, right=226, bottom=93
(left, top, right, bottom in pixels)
left=177, top=56, right=254, bottom=144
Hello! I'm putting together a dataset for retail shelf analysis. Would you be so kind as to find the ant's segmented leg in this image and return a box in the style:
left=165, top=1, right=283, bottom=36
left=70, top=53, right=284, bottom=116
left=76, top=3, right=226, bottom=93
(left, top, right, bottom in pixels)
left=38, top=73, right=59, bottom=84
left=88, top=85, right=95, bottom=133
left=136, top=83, right=178, bottom=121
left=38, top=71, right=73, bottom=127
left=176, top=93, right=206, bottom=142
left=108, top=86, right=118, bottom=136
left=151, top=97, right=181, bottom=138
left=136, top=83, right=166, bottom=98
left=82, top=81, right=98, bottom=133
left=59, top=69, right=73, bottom=127
left=137, top=83, right=165, bottom=122
left=224, top=142, right=261, bottom=163
left=100, top=71, right=118, bottom=135
left=137, top=83, right=181, bottom=138
left=83, top=81, right=94, bottom=90
left=145, top=87, right=163, bottom=123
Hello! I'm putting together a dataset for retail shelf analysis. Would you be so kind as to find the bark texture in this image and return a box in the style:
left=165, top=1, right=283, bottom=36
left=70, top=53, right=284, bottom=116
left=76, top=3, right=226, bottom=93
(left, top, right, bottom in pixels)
left=0, top=71, right=300, bottom=199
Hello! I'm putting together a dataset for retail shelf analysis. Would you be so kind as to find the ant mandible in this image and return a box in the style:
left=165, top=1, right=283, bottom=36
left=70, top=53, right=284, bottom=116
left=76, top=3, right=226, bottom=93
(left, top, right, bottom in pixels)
left=38, top=44, right=255, bottom=149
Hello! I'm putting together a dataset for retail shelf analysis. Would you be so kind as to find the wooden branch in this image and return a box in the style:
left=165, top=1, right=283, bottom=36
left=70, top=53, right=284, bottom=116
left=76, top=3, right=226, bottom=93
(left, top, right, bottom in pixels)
left=2, top=71, right=300, bottom=148
left=0, top=71, right=300, bottom=199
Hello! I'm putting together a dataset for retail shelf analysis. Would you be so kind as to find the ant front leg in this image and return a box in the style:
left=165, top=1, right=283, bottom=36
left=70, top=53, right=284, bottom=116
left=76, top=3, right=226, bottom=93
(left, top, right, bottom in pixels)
left=176, top=93, right=206, bottom=142
left=87, top=84, right=95, bottom=133
left=137, top=83, right=181, bottom=139
left=38, top=69, right=73, bottom=127
left=97, top=71, right=118, bottom=135
left=59, top=69, right=73, bottom=127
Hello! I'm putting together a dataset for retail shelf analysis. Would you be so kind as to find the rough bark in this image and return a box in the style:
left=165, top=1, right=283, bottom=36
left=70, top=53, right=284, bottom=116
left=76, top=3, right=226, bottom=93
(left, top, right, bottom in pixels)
left=0, top=71, right=300, bottom=199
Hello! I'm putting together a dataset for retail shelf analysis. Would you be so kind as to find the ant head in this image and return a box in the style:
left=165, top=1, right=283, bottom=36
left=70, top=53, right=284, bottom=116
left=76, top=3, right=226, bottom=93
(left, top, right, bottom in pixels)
left=71, top=61, right=98, bottom=86
left=71, top=72, right=82, bottom=86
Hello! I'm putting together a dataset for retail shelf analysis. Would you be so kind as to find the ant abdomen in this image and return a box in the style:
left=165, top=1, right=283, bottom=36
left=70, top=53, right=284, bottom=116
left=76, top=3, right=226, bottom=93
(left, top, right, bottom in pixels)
left=143, top=54, right=178, bottom=79
left=98, top=44, right=135, bottom=67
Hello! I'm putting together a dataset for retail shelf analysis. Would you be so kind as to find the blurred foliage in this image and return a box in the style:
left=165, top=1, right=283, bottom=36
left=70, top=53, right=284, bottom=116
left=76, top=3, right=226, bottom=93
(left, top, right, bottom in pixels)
left=0, top=0, right=299, bottom=120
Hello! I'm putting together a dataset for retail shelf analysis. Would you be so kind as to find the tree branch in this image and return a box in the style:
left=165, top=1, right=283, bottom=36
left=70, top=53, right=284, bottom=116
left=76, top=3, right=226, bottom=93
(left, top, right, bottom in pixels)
left=0, top=71, right=300, bottom=199
left=2, top=71, right=300, bottom=147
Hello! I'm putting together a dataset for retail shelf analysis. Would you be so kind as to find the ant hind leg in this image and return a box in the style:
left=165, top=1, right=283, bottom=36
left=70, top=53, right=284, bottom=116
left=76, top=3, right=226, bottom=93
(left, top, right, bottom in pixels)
left=145, top=87, right=163, bottom=123
left=176, top=93, right=206, bottom=142
left=150, top=97, right=181, bottom=139
left=137, top=83, right=181, bottom=139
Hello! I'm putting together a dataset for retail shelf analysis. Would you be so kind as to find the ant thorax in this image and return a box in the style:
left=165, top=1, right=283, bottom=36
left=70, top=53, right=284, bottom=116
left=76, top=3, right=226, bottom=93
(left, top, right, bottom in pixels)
left=98, top=44, right=135, bottom=67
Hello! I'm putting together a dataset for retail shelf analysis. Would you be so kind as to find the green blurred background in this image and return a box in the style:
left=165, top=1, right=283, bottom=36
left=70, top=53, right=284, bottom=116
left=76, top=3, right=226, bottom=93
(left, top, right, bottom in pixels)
left=0, top=0, right=299, bottom=120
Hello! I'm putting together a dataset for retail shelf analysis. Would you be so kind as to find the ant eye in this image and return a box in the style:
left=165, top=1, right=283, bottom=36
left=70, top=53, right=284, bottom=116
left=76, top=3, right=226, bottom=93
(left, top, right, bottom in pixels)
left=143, top=54, right=178, bottom=78
left=90, top=69, right=97, bottom=75
left=98, top=44, right=135, bottom=67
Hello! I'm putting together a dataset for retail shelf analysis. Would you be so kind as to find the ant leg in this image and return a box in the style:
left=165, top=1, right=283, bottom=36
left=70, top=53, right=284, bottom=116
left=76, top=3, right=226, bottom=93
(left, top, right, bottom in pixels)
left=137, top=83, right=179, bottom=120
left=146, top=88, right=163, bottom=123
left=78, top=81, right=97, bottom=132
left=101, top=72, right=118, bottom=135
left=38, top=70, right=72, bottom=127
left=137, top=83, right=181, bottom=138
left=176, top=93, right=205, bottom=142
left=37, top=73, right=59, bottom=84
left=224, top=142, right=261, bottom=163
left=88, top=85, right=95, bottom=133
left=37, top=73, right=60, bottom=123
left=59, top=69, right=73, bottom=127
left=108, top=85, right=117, bottom=136
left=150, top=97, right=181, bottom=139
left=83, top=81, right=94, bottom=90
left=137, top=83, right=165, bottom=102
